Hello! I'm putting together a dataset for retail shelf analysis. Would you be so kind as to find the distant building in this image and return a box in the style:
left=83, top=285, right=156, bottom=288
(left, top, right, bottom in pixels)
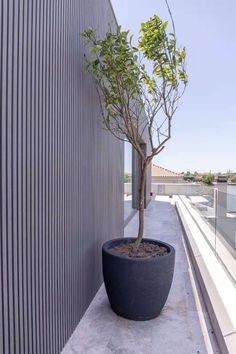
left=152, top=164, right=184, bottom=183
left=215, top=175, right=228, bottom=183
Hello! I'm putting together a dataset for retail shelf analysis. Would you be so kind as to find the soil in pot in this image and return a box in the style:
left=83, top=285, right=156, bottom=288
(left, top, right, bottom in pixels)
left=112, top=241, right=168, bottom=258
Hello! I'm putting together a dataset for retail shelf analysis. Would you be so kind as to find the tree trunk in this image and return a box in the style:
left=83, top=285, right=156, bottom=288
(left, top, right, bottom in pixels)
left=134, top=160, right=148, bottom=249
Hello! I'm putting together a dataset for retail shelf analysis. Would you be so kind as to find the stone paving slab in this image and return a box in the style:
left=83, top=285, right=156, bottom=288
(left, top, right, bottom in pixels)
left=61, top=198, right=220, bottom=354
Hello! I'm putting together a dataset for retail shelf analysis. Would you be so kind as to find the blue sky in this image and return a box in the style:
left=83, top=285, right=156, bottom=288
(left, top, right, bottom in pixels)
left=111, top=0, right=236, bottom=173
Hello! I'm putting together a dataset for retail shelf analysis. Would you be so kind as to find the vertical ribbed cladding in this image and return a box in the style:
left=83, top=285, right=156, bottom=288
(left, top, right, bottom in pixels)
left=22, top=2, right=28, bottom=353
left=12, top=1, right=20, bottom=353
left=8, top=0, right=14, bottom=352
left=30, top=1, right=36, bottom=352
left=47, top=1, right=52, bottom=352
left=2, top=2, right=10, bottom=354
left=63, top=0, right=68, bottom=342
left=17, top=2, right=24, bottom=353
left=61, top=1, right=66, bottom=347
left=0, top=0, right=3, bottom=351
left=65, top=0, right=69, bottom=341
left=45, top=1, right=50, bottom=351
left=77, top=0, right=83, bottom=325
left=0, top=0, right=125, bottom=353
left=38, top=2, right=44, bottom=352
left=51, top=1, right=57, bottom=352
left=58, top=1, right=64, bottom=349
left=34, top=1, right=40, bottom=352
left=26, top=1, right=33, bottom=352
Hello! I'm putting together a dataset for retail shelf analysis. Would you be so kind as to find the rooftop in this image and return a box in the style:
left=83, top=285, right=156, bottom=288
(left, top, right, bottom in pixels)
left=62, top=197, right=219, bottom=354
left=152, top=164, right=182, bottom=177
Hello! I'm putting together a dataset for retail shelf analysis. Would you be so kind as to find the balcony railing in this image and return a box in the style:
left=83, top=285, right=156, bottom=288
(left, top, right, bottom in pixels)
left=175, top=184, right=236, bottom=285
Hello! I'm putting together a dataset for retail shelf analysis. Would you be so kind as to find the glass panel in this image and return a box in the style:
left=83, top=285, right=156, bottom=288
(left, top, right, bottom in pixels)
left=188, top=185, right=216, bottom=233
left=215, top=189, right=236, bottom=282
left=227, top=185, right=236, bottom=212
left=186, top=184, right=236, bottom=283
left=124, top=142, right=133, bottom=221
left=216, top=190, right=236, bottom=252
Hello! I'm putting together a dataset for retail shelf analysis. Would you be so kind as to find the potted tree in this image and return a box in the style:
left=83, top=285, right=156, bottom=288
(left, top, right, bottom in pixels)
left=81, top=6, right=187, bottom=320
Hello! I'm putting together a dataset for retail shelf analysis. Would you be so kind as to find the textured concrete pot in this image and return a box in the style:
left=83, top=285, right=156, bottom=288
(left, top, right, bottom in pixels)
left=102, top=237, right=175, bottom=321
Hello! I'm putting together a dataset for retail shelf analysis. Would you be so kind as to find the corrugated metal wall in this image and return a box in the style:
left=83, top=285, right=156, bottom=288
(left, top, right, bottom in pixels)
left=0, top=1, right=123, bottom=353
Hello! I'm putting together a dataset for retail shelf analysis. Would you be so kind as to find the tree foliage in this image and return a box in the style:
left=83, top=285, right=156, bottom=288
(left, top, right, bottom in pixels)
left=202, top=173, right=215, bottom=185
left=81, top=13, right=187, bottom=161
left=230, top=175, right=236, bottom=183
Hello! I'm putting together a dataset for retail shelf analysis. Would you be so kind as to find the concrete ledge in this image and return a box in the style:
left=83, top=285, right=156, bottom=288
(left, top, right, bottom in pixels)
left=175, top=197, right=236, bottom=354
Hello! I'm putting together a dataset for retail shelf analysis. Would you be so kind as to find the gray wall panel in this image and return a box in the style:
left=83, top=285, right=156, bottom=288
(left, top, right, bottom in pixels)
left=0, top=0, right=123, bottom=353
left=0, top=0, right=3, bottom=347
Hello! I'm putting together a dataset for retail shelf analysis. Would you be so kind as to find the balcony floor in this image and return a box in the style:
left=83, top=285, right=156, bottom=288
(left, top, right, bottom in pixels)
left=62, top=197, right=219, bottom=354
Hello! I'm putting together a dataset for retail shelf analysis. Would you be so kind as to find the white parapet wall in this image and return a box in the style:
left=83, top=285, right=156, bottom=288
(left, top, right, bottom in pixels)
left=152, top=183, right=202, bottom=196
left=126, top=182, right=203, bottom=197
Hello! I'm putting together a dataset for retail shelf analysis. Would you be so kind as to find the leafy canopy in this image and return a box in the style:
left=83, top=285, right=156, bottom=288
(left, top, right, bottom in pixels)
left=202, top=173, right=215, bottom=185
left=81, top=13, right=188, bottom=160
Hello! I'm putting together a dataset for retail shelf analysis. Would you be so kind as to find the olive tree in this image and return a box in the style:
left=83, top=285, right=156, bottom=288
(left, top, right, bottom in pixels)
left=81, top=7, right=188, bottom=249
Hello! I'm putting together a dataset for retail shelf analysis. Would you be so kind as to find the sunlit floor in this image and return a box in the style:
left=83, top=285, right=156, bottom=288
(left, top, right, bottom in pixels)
left=62, top=197, right=219, bottom=354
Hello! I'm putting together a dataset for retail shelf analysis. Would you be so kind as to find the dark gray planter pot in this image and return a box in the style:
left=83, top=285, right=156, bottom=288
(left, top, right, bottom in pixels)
left=102, top=237, right=175, bottom=321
